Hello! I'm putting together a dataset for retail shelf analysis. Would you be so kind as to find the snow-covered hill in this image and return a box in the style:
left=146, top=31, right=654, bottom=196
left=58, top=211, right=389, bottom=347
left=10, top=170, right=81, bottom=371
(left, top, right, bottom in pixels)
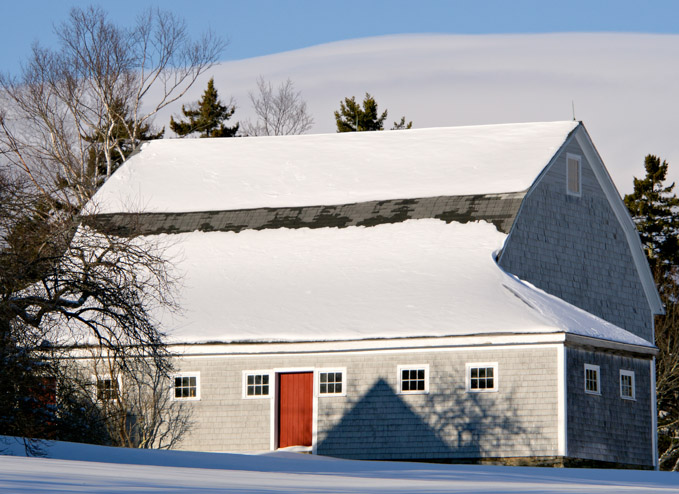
left=1, top=437, right=676, bottom=493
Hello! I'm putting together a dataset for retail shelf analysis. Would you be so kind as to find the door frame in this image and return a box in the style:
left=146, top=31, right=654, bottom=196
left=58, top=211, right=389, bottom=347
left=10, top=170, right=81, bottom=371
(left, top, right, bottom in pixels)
left=270, top=367, right=318, bottom=453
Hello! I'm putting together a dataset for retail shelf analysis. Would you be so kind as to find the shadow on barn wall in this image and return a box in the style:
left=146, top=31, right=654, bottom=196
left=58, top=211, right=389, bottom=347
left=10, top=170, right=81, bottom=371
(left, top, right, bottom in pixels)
left=317, top=377, right=537, bottom=461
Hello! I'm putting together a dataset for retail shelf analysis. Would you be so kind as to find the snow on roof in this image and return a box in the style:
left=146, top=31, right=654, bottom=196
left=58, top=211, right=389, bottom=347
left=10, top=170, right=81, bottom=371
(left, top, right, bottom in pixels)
left=93, top=121, right=579, bottom=214
left=158, top=219, right=650, bottom=347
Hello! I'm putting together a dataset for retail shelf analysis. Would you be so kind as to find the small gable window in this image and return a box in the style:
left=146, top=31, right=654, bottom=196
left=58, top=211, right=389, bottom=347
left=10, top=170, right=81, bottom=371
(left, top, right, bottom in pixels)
left=567, top=153, right=581, bottom=196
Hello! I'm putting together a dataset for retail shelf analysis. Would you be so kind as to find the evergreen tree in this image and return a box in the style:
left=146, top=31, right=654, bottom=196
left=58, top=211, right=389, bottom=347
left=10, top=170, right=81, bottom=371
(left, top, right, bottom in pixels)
left=84, top=98, right=164, bottom=189
left=624, top=154, right=679, bottom=270
left=625, top=154, right=679, bottom=471
left=334, top=93, right=388, bottom=132
left=391, top=116, right=413, bottom=130
left=170, top=78, right=238, bottom=138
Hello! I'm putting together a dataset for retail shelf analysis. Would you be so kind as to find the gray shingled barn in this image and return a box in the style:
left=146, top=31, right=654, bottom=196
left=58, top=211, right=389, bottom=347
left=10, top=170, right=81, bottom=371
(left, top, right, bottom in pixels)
left=88, top=121, right=661, bottom=468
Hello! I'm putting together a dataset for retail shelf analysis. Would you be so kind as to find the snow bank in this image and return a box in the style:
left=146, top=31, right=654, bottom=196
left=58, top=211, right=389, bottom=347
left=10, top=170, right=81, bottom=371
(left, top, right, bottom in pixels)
left=92, top=121, right=578, bottom=213
left=1, top=437, right=676, bottom=493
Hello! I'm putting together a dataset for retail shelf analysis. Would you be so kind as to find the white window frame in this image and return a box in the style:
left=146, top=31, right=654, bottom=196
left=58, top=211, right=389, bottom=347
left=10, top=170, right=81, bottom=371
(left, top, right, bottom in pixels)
left=466, top=362, right=499, bottom=393
left=92, top=375, right=122, bottom=402
left=242, top=370, right=272, bottom=399
left=316, top=368, right=347, bottom=397
left=397, top=364, right=429, bottom=395
left=172, top=372, right=201, bottom=401
left=584, top=364, right=601, bottom=395
left=566, top=153, right=582, bottom=196
left=620, top=369, right=636, bottom=400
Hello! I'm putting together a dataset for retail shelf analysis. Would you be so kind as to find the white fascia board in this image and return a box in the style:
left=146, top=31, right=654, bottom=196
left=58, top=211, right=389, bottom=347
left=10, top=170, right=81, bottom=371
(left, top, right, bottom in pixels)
left=573, top=126, right=664, bottom=316
left=166, top=331, right=654, bottom=359
left=564, top=333, right=658, bottom=356
left=169, top=333, right=567, bottom=357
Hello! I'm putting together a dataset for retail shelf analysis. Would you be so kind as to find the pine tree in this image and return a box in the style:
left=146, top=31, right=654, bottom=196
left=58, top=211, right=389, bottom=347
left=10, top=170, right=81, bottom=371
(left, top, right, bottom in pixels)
left=624, top=155, right=679, bottom=270
left=170, top=78, right=238, bottom=138
left=391, top=116, right=413, bottom=130
left=84, top=98, right=164, bottom=189
left=334, top=93, right=388, bottom=132
left=625, top=154, right=679, bottom=470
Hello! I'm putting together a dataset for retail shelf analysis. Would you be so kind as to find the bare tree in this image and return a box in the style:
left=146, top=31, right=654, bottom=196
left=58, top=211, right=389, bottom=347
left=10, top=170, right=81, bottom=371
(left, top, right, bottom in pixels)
left=0, top=166, right=186, bottom=449
left=0, top=6, right=218, bottom=449
left=656, top=267, right=679, bottom=471
left=242, top=77, right=313, bottom=136
left=0, top=6, right=225, bottom=207
left=79, top=351, right=193, bottom=449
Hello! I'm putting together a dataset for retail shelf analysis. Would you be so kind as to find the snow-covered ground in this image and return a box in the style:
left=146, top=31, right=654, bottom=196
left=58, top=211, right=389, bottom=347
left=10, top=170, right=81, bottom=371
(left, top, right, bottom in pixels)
left=1, top=437, right=676, bottom=493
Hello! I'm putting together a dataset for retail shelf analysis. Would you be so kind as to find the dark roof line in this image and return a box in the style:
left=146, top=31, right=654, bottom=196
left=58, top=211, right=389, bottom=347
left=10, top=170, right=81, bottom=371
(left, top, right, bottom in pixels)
left=84, top=192, right=526, bottom=237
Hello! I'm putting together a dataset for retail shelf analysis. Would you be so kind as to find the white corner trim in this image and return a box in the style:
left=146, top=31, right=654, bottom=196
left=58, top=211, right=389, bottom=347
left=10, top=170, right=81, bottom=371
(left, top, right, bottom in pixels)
left=557, top=345, right=567, bottom=457
left=651, top=357, right=658, bottom=470
left=573, top=127, right=663, bottom=317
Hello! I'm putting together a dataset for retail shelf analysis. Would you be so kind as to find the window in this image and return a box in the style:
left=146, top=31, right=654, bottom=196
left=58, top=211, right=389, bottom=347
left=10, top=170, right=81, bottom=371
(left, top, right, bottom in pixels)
left=620, top=370, right=635, bottom=400
left=584, top=364, right=600, bottom=395
left=96, top=378, right=119, bottom=401
left=318, top=369, right=345, bottom=396
left=243, top=371, right=271, bottom=398
left=174, top=373, right=200, bottom=400
left=466, top=363, right=498, bottom=392
left=567, top=153, right=581, bottom=196
left=398, top=365, right=429, bottom=394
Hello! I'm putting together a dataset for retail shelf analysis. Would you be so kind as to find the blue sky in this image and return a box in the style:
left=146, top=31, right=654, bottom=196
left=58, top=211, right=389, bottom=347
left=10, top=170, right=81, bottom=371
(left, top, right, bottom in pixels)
left=1, top=0, right=678, bottom=75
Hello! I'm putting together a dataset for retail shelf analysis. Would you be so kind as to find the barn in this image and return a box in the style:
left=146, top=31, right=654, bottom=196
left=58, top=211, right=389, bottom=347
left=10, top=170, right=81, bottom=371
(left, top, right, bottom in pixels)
left=87, top=121, right=661, bottom=468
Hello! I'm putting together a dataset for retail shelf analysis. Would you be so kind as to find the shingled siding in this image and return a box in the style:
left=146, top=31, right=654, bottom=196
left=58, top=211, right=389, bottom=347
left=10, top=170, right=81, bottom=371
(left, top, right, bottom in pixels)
left=498, top=139, right=653, bottom=342
left=88, top=192, right=525, bottom=237
left=566, top=347, right=653, bottom=467
left=173, top=345, right=559, bottom=460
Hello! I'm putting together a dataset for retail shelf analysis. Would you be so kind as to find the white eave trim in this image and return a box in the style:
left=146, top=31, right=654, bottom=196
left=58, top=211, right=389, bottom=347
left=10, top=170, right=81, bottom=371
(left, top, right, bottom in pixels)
left=160, top=331, right=657, bottom=358
left=573, top=126, right=664, bottom=316
left=564, top=333, right=657, bottom=356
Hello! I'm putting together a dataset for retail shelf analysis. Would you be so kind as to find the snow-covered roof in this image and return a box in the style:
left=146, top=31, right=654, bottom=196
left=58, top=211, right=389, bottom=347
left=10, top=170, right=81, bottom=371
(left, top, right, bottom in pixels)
left=158, top=219, right=651, bottom=347
left=92, top=121, right=579, bottom=214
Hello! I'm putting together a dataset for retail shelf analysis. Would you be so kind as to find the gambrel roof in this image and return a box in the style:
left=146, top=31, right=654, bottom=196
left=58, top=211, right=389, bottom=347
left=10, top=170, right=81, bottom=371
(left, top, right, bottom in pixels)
left=87, top=121, right=659, bottom=349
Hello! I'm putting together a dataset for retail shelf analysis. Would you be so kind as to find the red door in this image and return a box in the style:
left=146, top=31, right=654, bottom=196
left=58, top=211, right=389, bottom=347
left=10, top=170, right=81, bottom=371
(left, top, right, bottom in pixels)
left=278, top=372, right=313, bottom=448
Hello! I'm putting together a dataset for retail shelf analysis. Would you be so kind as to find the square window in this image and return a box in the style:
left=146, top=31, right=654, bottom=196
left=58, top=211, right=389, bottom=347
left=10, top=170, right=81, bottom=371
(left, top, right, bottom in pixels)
left=620, top=370, right=635, bottom=400
left=96, top=378, right=119, bottom=401
left=567, top=153, right=581, bottom=196
left=244, top=372, right=271, bottom=398
left=398, top=365, right=428, bottom=394
left=174, top=373, right=200, bottom=400
left=584, top=364, right=600, bottom=395
left=467, top=363, right=498, bottom=392
left=318, top=370, right=345, bottom=396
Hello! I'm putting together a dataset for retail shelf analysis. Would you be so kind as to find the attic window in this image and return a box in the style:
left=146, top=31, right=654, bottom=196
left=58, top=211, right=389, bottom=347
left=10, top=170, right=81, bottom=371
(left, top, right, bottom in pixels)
left=567, top=154, right=581, bottom=196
